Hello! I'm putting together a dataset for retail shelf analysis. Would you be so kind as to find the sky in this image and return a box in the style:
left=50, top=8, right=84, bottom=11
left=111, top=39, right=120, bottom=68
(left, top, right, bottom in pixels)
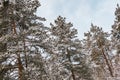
left=37, top=0, right=120, bottom=39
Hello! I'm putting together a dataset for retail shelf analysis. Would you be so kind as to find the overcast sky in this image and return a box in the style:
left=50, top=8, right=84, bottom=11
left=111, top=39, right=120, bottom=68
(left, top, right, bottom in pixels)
left=37, top=0, right=120, bottom=39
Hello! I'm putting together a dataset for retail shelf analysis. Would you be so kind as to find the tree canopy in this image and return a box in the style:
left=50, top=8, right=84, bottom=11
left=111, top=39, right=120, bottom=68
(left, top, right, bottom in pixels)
left=0, top=0, right=120, bottom=80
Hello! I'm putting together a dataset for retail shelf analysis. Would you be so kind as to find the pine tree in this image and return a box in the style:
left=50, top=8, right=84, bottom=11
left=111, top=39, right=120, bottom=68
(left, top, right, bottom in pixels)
left=0, top=0, right=48, bottom=79
left=111, top=4, right=120, bottom=77
left=83, top=24, right=114, bottom=80
left=49, top=16, right=93, bottom=80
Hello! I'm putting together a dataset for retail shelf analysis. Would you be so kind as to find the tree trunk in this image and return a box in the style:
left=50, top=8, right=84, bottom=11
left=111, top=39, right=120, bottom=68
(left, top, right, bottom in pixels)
left=101, top=47, right=114, bottom=77
left=67, top=48, right=76, bottom=80
left=23, top=35, right=27, bottom=68
left=12, top=20, right=24, bottom=80
left=17, top=53, right=24, bottom=80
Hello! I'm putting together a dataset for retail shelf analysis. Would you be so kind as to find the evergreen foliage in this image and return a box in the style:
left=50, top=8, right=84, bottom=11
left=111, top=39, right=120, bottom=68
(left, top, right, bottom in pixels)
left=0, top=0, right=119, bottom=80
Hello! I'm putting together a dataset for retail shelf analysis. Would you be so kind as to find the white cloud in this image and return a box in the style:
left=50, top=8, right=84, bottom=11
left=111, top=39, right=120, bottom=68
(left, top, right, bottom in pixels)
left=37, top=0, right=120, bottom=39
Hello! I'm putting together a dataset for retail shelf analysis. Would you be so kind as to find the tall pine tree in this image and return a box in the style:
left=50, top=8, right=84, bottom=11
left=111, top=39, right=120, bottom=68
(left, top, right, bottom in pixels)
left=49, top=16, right=93, bottom=80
